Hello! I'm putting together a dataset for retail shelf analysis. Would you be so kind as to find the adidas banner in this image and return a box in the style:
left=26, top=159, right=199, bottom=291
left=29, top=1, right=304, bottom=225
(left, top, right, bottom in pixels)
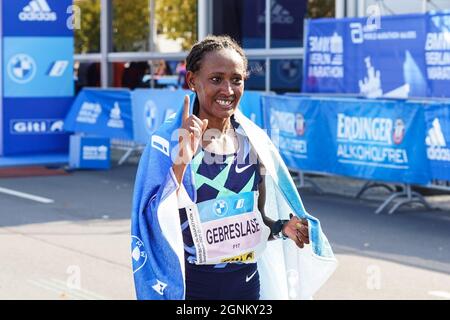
left=424, top=103, right=450, bottom=182
left=2, top=0, right=73, bottom=37
left=303, top=12, right=450, bottom=99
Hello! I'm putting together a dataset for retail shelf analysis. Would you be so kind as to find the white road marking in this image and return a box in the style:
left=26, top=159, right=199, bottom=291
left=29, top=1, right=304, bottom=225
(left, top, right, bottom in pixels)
left=0, top=187, right=54, bottom=204
left=28, top=279, right=107, bottom=300
left=428, top=291, right=450, bottom=299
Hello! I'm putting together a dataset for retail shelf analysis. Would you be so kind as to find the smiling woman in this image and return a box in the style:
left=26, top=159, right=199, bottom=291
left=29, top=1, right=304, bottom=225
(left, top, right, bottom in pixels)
left=130, top=35, right=321, bottom=301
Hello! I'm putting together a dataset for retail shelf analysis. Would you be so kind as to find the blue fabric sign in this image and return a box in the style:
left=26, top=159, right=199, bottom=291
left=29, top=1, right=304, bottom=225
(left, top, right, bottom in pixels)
left=262, top=95, right=324, bottom=172
left=131, top=89, right=189, bottom=144
left=64, top=89, right=133, bottom=140
left=303, top=12, right=450, bottom=98
left=320, top=98, right=430, bottom=184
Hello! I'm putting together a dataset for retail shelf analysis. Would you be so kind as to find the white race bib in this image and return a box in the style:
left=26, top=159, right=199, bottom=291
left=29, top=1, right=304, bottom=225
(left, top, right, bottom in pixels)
left=185, top=191, right=270, bottom=265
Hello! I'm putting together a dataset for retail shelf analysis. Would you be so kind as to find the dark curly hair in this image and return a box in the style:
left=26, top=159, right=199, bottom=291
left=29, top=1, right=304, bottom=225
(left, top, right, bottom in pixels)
left=186, top=35, right=248, bottom=74
left=185, top=35, right=248, bottom=115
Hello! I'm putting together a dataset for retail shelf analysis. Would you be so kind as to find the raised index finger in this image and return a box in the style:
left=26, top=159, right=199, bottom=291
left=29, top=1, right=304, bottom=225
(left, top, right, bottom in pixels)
left=182, top=95, right=190, bottom=123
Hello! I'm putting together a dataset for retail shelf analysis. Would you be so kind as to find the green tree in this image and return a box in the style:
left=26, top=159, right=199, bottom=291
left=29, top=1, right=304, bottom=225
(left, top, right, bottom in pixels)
left=74, top=0, right=100, bottom=53
left=74, top=0, right=197, bottom=53
left=307, top=0, right=335, bottom=19
left=74, top=0, right=149, bottom=53
left=112, top=0, right=150, bottom=52
left=155, top=0, right=198, bottom=50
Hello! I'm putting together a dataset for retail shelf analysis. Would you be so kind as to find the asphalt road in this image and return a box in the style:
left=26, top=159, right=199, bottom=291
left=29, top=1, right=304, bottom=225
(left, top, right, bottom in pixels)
left=0, top=164, right=449, bottom=300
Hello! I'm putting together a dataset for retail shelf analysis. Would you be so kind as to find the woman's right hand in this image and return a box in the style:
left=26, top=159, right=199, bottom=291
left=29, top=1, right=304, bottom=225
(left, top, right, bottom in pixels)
left=173, top=95, right=208, bottom=184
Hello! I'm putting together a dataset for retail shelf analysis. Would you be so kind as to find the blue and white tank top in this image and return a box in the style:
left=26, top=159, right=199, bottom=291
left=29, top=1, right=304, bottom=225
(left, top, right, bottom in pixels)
left=179, top=121, right=270, bottom=272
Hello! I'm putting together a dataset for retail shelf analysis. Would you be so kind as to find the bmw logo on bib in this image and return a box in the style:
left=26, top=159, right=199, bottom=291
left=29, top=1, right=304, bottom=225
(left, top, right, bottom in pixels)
left=7, top=54, right=36, bottom=84
left=213, top=199, right=228, bottom=217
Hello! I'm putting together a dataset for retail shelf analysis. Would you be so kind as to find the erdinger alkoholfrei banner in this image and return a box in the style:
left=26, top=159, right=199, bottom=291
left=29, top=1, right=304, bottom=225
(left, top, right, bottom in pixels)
left=264, top=96, right=430, bottom=185
left=320, top=98, right=429, bottom=184
left=1, top=0, right=74, bottom=156
left=303, top=12, right=450, bottom=99
left=424, top=102, right=450, bottom=183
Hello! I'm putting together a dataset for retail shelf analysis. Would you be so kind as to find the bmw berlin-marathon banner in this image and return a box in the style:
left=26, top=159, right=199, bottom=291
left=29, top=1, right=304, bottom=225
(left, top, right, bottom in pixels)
left=1, top=0, right=75, bottom=155
left=303, top=12, right=450, bottom=99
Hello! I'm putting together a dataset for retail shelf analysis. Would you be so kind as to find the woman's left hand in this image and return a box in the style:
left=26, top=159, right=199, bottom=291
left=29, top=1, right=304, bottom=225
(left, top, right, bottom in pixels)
left=282, top=214, right=310, bottom=249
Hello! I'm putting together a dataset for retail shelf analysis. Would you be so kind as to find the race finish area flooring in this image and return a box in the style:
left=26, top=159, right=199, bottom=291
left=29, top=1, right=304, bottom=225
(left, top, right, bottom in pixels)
left=0, top=166, right=69, bottom=178
left=0, top=153, right=68, bottom=168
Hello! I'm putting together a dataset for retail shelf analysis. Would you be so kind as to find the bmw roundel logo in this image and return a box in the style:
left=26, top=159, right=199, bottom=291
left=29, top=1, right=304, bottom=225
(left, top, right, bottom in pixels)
left=213, top=199, right=228, bottom=217
left=7, top=54, right=36, bottom=84
left=131, top=235, right=148, bottom=273
left=278, top=60, right=300, bottom=84
left=144, top=100, right=158, bottom=134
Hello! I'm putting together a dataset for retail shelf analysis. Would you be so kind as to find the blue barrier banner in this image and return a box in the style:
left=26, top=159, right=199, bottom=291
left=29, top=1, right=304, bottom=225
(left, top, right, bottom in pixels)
left=2, top=0, right=74, bottom=37
left=320, top=98, right=429, bottom=184
left=303, top=13, right=450, bottom=98
left=262, top=95, right=324, bottom=172
left=3, top=37, right=73, bottom=97
left=2, top=97, right=72, bottom=155
left=239, top=90, right=265, bottom=128
left=69, top=134, right=111, bottom=170
left=64, top=89, right=133, bottom=140
left=424, top=102, right=450, bottom=181
left=131, top=89, right=189, bottom=144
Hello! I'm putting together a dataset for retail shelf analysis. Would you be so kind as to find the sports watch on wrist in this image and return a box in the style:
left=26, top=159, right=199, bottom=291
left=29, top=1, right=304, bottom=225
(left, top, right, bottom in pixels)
left=271, top=219, right=289, bottom=240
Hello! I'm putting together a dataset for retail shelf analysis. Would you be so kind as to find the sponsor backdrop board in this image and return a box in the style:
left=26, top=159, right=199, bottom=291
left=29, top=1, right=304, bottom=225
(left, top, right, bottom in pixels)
left=1, top=0, right=74, bottom=156
left=3, top=37, right=73, bottom=97
left=2, top=97, right=72, bottom=155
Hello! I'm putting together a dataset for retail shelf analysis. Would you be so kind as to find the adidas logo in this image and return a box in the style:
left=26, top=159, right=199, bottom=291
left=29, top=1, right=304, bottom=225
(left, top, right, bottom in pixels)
left=426, top=118, right=450, bottom=161
left=19, top=0, right=57, bottom=22
left=426, top=118, right=446, bottom=147
left=258, top=1, right=294, bottom=25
